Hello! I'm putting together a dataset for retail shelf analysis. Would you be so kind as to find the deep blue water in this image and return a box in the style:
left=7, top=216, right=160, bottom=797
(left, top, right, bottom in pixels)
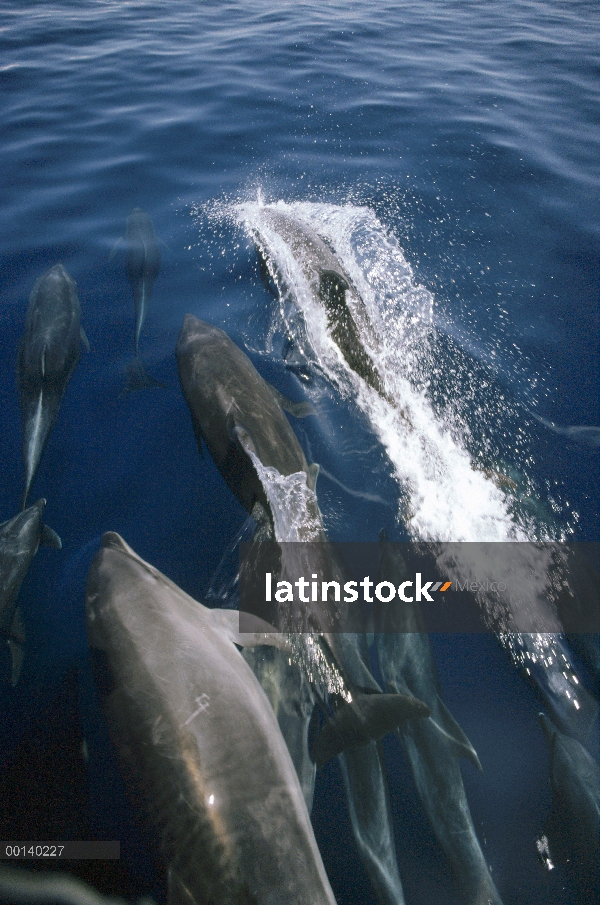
left=0, top=1, right=598, bottom=904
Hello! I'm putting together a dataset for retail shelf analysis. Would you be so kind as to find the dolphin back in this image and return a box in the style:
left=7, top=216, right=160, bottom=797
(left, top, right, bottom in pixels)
left=18, top=264, right=84, bottom=506
left=125, top=208, right=160, bottom=286
left=86, top=532, right=338, bottom=905
left=19, top=264, right=82, bottom=385
left=176, top=314, right=313, bottom=515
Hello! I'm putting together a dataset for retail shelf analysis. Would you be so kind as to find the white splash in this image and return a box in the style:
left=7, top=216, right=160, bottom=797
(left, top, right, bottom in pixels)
left=234, top=199, right=594, bottom=737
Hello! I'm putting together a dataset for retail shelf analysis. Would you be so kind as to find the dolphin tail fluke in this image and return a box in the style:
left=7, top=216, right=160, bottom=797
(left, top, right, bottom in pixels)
left=120, top=357, right=166, bottom=397
left=311, top=692, right=430, bottom=769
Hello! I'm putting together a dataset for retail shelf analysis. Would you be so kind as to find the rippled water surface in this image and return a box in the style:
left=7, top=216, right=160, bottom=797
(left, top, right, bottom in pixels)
left=0, top=1, right=598, bottom=903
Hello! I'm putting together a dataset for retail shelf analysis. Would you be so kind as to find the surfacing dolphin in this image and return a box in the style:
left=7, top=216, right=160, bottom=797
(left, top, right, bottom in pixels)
left=176, top=314, right=318, bottom=523
left=251, top=206, right=394, bottom=404
left=114, top=208, right=165, bottom=394
left=18, top=263, right=88, bottom=509
left=374, top=532, right=504, bottom=905
left=86, top=531, right=339, bottom=905
left=0, top=499, right=61, bottom=685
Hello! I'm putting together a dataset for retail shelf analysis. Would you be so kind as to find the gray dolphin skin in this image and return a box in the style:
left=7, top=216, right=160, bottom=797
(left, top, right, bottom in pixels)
left=241, top=645, right=318, bottom=812
left=0, top=499, right=61, bottom=685
left=252, top=207, right=391, bottom=402
left=124, top=208, right=160, bottom=359
left=332, top=632, right=411, bottom=905
left=176, top=314, right=317, bottom=521
left=18, top=263, right=88, bottom=509
left=86, top=532, right=338, bottom=905
left=539, top=713, right=600, bottom=901
left=116, top=208, right=165, bottom=394
left=374, top=533, right=504, bottom=905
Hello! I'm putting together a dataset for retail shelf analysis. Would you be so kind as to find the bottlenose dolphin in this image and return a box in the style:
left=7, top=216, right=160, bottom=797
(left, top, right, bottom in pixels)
left=18, top=264, right=88, bottom=509
left=251, top=207, right=392, bottom=403
left=86, top=531, right=338, bottom=905
left=0, top=499, right=61, bottom=684
left=176, top=314, right=317, bottom=522
left=539, top=713, right=600, bottom=902
left=115, top=208, right=165, bottom=394
left=374, top=533, right=504, bottom=905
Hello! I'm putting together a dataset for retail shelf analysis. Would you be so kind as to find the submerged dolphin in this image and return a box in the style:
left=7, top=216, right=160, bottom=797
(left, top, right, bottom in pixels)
left=18, top=263, right=88, bottom=508
left=539, top=713, right=599, bottom=902
left=115, top=208, right=165, bottom=394
left=86, top=531, right=338, bottom=905
left=241, top=645, right=318, bottom=812
left=176, top=314, right=317, bottom=522
left=0, top=499, right=61, bottom=684
left=251, top=207, right=392, bottom=403
left=375, top=533, right=504, bottom=905
left=529, top=410, right=600, bottom=448
left=246, top=636, right=419, bottom=905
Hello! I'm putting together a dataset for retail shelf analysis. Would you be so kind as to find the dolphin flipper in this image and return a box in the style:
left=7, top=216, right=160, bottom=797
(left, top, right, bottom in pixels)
left=120, top=357, right=166, bottom=396
left=269, top=384, right=316, bottom=419
left=41, top=524, right=62, bottom=550
left=80, top=327, right=90, bottom=352
left=167, top=868, right=199, bottom=905
left=108, top=235, right=124, bottom=261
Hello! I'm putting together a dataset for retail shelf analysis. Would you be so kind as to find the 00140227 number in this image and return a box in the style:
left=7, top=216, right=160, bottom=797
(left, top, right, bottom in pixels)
left=0, top=842, right=120, bottom=859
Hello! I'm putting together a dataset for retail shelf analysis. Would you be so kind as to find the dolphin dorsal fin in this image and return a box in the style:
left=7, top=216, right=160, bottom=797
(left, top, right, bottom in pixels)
left=231, top=423, right=257, bottom=457
left=80, top=327, right=90, bottom=352
left=208, top=608, right=292, bottom=654
left=307, top=462, right=319, bottom=491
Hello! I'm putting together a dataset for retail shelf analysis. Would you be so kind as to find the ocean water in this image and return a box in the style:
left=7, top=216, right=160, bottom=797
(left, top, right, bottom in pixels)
left=0, top=1, right=598, bottom=903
